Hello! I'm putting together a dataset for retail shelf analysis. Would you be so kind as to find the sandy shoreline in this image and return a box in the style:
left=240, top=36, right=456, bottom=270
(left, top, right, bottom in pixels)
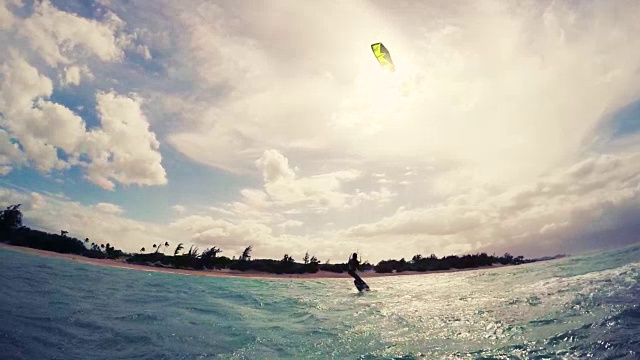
left=0, top=243, right=505, bottom=280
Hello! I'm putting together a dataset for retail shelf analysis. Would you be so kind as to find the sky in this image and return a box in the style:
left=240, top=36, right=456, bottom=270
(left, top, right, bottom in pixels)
left=1, top=0, right=640, bottom=263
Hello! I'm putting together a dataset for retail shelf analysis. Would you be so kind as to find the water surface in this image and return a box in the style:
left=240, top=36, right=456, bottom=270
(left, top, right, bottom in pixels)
left=1, top=244, right=638, bottom=359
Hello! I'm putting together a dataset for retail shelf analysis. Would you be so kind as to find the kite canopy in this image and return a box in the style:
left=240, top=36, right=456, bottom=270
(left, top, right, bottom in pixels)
left=371, top=42, right=395, bottom=72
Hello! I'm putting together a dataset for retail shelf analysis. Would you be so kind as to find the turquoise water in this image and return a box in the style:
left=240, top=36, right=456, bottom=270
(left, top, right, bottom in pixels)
left=0, top=245, right=638, bottom=359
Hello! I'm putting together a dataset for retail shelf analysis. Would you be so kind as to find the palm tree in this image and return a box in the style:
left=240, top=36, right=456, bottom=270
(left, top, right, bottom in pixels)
left=186, top=245, right=199, bottom=258
left=140, top=247, right=146, bottom=253
left=174, top=243, right=184, bottom=256
left=303, top=252, right=310, bottom=264
left=154, top=241, right=170, bottom=254
left=201, top=246, right=222, bottom=260
left=240, top=245, right=252, bottom=261
left=61, top=230, right=68, bottom=237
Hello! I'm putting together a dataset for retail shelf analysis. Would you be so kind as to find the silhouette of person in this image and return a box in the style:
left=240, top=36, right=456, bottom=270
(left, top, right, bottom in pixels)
left=348, top=253, right=368, bottom=291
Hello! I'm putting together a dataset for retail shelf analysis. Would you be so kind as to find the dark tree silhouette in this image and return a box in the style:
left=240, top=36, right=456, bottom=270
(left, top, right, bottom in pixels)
left=0, top=204, right=22, bottom=230
left=201, top=246, right=222, bottom=259
left=199, top=246, right=222, bottom=268
left=2, top=206, right=544, bottom=276
left=174, top=243, right=184, bottom=256
left=186, top=245, right=199, bottom=258
left=154, top=241, right=170, bottom=254
left=240, top=246, right=252, bottom=261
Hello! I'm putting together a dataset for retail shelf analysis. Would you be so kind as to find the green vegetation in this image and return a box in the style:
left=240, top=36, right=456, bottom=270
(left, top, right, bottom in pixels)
left=0, top=204, right=548, bottom=275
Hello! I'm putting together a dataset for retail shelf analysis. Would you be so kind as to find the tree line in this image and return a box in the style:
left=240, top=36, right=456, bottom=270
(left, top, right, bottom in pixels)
left=0, top=204, right=542, bottom=275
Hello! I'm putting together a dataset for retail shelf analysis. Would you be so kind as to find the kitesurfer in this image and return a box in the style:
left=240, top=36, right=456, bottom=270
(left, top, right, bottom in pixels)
left=348, top=253, right=368, bottom=291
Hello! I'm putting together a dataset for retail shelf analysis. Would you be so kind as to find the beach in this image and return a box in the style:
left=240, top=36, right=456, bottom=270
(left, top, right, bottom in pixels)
left=0, top=243, right=504, bottom=280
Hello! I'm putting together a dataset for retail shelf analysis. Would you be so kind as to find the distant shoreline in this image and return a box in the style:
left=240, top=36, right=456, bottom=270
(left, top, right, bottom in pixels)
left=0, top=243, right=508, bottom=280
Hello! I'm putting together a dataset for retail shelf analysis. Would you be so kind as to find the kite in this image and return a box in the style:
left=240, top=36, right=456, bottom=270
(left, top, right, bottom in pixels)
left=371, top=42, right=395, bottom=72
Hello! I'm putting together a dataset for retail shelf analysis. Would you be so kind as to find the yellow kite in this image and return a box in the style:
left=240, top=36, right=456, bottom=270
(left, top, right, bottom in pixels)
left=371, top=42, right=395, bottom=72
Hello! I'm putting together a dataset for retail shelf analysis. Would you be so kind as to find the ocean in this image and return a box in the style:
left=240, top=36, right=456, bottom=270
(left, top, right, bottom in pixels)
left=0, top=244, right=638, bottom=360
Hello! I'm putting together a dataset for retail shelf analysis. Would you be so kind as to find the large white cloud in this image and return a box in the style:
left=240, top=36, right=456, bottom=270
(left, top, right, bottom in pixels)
left=236, top=149, right=394, bottom=215
left=0, top=53, right=166, bottom=188
left=82, top=91, right=167, bottom=190
left=16, top=0, right=124, bottom=67
left=156, top=0, right=640, bottom=260
left=0, top=53, right=83, bottom=172
left=342, top=150, right=640, bottom=258
left=163, top=0, right=640, bottom=184
left=0, top=1, right=167, bottom=189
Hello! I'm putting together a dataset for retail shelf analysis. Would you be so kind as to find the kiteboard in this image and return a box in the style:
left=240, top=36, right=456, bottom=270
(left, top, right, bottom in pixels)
left=355, top=279, right=370, bottom=292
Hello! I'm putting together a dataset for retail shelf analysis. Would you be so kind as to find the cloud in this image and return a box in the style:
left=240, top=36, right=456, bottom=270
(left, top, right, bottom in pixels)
left=161, top=0, right=640, bottom=188
left=0, top=186, right=177, bottom=252
left=0, top=129, right=26, bottom=175
left=0, top=54, right=166, bottom=188
left=82, top=91, right=167, bottom=190
left=242, top=149, right=391, bottom=214
left=17, top=0, right=124, bottom=67
left=172, top=205, right=187, bottom=215
left=342, top=151, right=640, bottom=258
left=0, top=0, right=16, bottom=30
left=60, top=65, right=93, bottom=86
left=0, top=53, right=83, bottom=172
left=3, top=0, right=640, bottom=263
left=345, top=206, right=487, bottom=238
left=256, top=149, right=296, bottom=183
left=0, top=2, right=167, bottom=190
left=29, top=192, right=46, bottom=210
left=277, top=219, right=304, bottom=232
left=94, top=202, right=124, bottom=215
left=169, top=214, right=273, bottom=252
left=242, top=150, right=353, bottom=211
